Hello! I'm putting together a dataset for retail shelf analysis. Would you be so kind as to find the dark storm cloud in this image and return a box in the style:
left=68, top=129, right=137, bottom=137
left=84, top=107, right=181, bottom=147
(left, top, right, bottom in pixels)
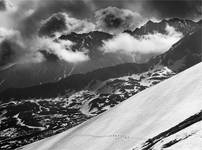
left=0, top=0, right=93, bottom=68
left=0, top=40, right=15, bottom=66
left=143, top=0, right=202, bottom=19
left=1, top=0, right=201, bottom=69
left=38, top=12, right=95, bottom=37
left=0, top=0, right=6, bottom=11
left=19, top=0, right=93, bottom=38
left=0, top=0, right=11, bottom=11
left=92, top=0, right=126, bottom=9
left=92, top=0, right=202, bottom=20
left=38, top=12, right=67, bottom=37
left=16, top=0, right=202, bottom=38
left=35, top=0, right=92, bottom=19
left=0, top=31, right=45, bottom=68
left=95, top=7, right=143, bottom=34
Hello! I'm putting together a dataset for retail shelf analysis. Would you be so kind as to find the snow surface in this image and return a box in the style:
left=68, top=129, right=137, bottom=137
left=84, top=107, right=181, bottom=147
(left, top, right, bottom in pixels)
left=22, top=62, right=202, bottom=150
left=148, top=120, right=202, bottom=150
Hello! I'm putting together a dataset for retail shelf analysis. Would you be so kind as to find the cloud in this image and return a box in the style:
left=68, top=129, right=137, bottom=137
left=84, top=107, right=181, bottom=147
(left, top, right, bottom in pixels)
left=16, top=0, right=93, bottom=38
left=35, top=37, right=89, bottom=63
left=0, top=0, right=36, bottom=32
left=0, top=27, right=18, bottom=40
left=0, top=0, right=7, bottom=11
left=4, top=0, right=201, bottom=36
left=95, top=6, right=143, bottom=34
left=0, top=0, right=12, bottom=11
left=0, top=1, right=93, bottom=69
left=0, top=27, right=45, bottom=68
left=93, top=0, right=202, bottom=20
left=39, top=12, right=95, bottom=37
left=0, top=27, right=90, bottom=69
left=101, top=25, right=183, bottom=63
left=0, top=28, right=23, bottom=66
left=0, top=0, right=199, bottom=70
left=142, top=0, right=202, bottom=19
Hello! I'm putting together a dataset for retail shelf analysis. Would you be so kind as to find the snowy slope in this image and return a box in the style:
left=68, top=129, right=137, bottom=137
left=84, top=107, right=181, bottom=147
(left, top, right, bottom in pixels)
left=22, top=62, right=202, bottom=150
left=1, top=28, right=201, bottom=150
left=0, top=66, right=175, bottom=150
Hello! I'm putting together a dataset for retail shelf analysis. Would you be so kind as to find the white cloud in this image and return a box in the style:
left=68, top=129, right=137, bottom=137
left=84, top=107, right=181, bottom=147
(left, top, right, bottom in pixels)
left=0, top=27, right=46, bottom=68
left=62, top=12, right=95, bottom=34
left=36, top=37, right=89, bottom=63
left=0, top=0, right=14, bottom=11
left=101, top=25, right=183, bottom=62
left=0, top=27, right=19, bottom=40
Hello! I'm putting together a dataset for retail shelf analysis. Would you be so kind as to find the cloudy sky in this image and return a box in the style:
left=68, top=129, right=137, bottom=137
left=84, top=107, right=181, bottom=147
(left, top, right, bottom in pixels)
left=0, top=0, right=201, bottom=69
left=1, top=0, right=201, bottom=35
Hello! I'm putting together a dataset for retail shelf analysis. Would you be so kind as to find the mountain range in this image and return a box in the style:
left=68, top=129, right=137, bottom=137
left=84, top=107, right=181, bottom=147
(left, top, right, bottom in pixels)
left=0, top=18, right=201, bottom=91
left=0, top=18, right=201, bottom=150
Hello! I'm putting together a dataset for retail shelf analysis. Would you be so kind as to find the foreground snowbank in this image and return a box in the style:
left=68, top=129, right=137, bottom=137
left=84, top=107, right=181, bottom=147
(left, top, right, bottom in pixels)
left=22, top=62, right=202, bottom=150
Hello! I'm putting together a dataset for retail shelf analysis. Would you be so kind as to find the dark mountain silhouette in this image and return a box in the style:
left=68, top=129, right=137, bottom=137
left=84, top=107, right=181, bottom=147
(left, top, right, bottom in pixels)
left=0, top=63, right=148, bottom=100
left=60, top=31, right=113, bottom=56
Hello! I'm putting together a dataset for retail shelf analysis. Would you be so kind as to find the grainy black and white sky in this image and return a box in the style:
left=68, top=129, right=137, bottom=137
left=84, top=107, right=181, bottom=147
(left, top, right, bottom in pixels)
left=0, top=0, right=201, bottom=68
left=1, top=0, right=201, bottom=35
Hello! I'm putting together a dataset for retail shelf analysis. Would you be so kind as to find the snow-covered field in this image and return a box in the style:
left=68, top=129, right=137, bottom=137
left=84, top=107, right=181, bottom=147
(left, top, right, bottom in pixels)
left=22, top=62, right=202, bottom=150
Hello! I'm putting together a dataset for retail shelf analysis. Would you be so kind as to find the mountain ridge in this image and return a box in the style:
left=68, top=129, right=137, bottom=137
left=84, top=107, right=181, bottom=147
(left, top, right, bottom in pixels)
left=1, top=27, right=201, bottom=100
left=131, top=18, right=201, bottom=36
left=0, top=18, right=201, bottom=91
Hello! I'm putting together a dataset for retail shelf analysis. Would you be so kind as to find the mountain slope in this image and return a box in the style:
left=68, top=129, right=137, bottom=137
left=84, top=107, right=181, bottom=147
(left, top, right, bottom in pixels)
left=0, top=65, right=175, bottom=150
left=148, top=28, right=202, bottom=72
left=22, top=62, right=202, bottom=150
left=0, top=18, right=200, bottom=91
left=0, top=63, right=148, bottom=100
left=0, top=28, right=201, bottom=149
left=1, top=28, right=201, bottom=100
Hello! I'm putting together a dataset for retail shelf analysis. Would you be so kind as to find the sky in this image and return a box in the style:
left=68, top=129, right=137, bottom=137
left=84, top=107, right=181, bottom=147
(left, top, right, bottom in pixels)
left=1, top=0, right=201, bottom=36
left=0, top=0, right=201, bottom=68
